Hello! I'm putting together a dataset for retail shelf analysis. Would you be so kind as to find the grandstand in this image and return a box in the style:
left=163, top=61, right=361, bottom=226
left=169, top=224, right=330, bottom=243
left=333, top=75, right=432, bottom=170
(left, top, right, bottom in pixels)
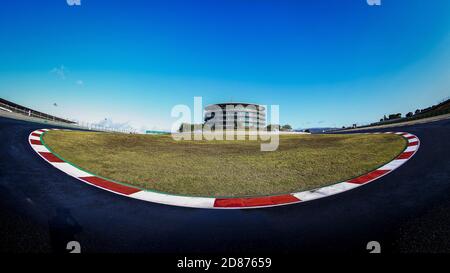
left=0, top=98, right=75, bottom=124
left=0, top=98, right=136, bottom=134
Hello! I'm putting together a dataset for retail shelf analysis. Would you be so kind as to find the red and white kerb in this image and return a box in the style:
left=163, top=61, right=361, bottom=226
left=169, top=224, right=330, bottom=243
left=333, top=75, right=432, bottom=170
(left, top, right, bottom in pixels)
left=29, top=129, right=420, bottom=209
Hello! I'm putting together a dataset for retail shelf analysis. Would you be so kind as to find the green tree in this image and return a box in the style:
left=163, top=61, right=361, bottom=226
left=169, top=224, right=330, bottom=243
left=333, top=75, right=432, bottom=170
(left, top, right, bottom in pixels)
left=178, top=123, right=191, bottom=132
left=266, top=124, right=280, bottom=131
left=388, top=113, right=401, bottom=119
left=281, top=124, right=292, bottom=131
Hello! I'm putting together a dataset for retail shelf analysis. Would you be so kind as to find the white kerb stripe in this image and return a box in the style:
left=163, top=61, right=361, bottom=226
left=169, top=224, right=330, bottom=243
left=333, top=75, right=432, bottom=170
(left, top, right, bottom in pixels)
left=31, top=145, right=49, bottom=153
left=314, top=182, right=360, bottom=196
left=51, top=162, right=92, bottom=177
left=292, top=191, right=325, bottom=201
left=33, top=131, right=44, bottom=135
left=129, top=191, right=216, bottom=208
left=404, top=145, right=419, bottom=152
left=408, top=137, right=419, bottom=143
left=29, top=135, right=41, bottom=141
left=377, top=159, right=407, bottom=171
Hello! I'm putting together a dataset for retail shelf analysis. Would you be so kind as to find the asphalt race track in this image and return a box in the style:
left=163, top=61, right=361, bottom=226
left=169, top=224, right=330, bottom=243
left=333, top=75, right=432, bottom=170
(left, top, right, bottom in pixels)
left=0, top=116, right=449, bottom=253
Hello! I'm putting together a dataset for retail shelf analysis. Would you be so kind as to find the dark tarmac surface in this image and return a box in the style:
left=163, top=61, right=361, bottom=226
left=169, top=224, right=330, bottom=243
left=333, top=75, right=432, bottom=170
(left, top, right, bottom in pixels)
left=0, top=116, right=449, bottom=253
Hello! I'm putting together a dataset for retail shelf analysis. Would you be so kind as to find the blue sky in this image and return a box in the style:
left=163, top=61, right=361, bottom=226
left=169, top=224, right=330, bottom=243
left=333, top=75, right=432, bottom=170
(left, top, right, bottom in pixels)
left=0, top=0, right=449, bottom=130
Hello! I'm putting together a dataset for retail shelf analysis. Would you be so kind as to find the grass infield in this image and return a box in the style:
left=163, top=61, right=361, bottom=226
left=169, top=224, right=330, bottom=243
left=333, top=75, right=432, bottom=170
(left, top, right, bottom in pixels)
left=43, top=131, right=406, bottom=197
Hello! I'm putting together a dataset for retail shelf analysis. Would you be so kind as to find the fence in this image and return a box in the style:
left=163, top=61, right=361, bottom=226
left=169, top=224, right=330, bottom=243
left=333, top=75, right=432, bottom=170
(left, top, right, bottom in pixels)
left=75, top=120, right=138, bottom=134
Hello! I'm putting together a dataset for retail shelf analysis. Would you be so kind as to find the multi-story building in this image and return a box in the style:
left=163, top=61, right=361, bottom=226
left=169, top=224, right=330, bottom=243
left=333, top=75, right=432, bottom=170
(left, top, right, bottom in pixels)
left=204, top=102, right=266, bottom=130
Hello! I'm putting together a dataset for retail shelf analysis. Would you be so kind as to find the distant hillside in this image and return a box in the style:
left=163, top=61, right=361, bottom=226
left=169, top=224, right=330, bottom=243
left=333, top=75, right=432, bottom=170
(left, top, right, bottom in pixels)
left=363, top=98, right=450, bottom=128
left=428, top=98, right=450, bottom=113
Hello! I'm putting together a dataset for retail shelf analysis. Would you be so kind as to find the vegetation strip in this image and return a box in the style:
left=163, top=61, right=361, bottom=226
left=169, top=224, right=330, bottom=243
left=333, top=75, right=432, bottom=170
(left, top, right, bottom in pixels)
left=29, top=129, right=419, bottom=209
left=42, top=131, right=406, bottom=196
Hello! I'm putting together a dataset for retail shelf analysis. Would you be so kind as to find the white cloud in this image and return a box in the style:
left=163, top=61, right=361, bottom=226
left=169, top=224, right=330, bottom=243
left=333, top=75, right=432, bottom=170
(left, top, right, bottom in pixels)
left=76, top=80, right=84, bottom=85
left=50, top=65, right=67, bottom=79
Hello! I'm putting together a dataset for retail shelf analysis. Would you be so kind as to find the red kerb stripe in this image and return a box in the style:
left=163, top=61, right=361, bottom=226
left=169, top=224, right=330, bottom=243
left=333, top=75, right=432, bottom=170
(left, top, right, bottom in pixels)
left=31, top=132, right=41, bottom=137
left=30, top=139, right=42, bottom=145
left=38, top=152, right=65, bottom=162
left=79, top=176, right=141, bottom=195
left=397, top=151, right=414, bottom=159
left=408, top=141, right=419, bottom=146
left=214, top=194, right=299, bottom=208
left=348, top=169, right=389, bottom=184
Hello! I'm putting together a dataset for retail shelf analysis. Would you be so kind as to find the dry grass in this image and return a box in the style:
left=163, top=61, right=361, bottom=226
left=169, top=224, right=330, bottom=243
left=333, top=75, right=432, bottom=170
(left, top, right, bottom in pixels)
left=43, top=131, right=406, bottom=197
